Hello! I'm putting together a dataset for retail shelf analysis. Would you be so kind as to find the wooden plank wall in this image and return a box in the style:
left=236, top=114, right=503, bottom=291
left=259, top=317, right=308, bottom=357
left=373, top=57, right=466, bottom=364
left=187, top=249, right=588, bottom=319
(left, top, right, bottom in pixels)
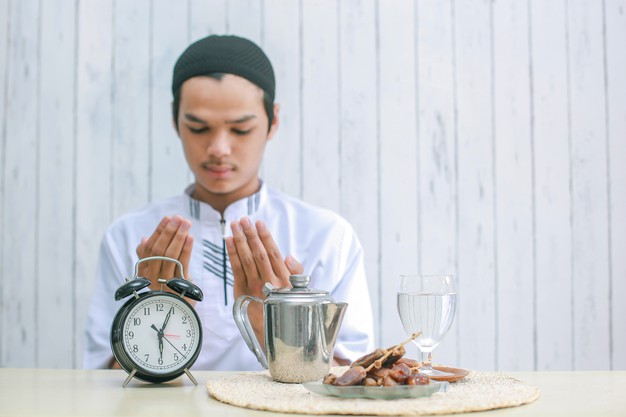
left=0, top=0, right=624, bottom=371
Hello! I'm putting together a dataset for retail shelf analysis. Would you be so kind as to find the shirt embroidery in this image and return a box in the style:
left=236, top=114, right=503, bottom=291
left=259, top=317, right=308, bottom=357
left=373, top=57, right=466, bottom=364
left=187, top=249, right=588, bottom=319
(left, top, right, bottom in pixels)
left=186, top=185, right=262, bottom=305
left=246, top=193, right=261, bottom=215
left=202, top=239, right=233, bottom=304
left=189, top=198, right=200, bottom=220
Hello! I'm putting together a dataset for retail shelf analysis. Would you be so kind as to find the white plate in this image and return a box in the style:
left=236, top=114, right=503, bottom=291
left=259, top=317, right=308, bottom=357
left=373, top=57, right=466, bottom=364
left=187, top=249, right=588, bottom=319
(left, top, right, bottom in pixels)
left=302, top=380, right=448, bottom=400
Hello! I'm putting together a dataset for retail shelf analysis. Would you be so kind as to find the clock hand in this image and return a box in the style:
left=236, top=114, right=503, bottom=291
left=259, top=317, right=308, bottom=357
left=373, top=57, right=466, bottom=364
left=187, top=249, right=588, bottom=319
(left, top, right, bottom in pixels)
left=150, top=324, right=164, bottom=360
left=160, top=306, right=174, bottom=333
left=162, top=334, right=188, bottom=359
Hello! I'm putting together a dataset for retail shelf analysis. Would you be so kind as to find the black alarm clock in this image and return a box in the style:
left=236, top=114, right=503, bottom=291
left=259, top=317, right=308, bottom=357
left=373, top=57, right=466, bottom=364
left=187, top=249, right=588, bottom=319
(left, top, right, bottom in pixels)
left=110, top=256, right=203, bottom=387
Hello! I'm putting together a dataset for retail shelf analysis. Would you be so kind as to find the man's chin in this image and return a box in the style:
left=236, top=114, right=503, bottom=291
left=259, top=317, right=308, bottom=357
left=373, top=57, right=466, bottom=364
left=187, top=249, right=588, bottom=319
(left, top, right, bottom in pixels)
left=192, top=176, right=260, bottom=203
left=196, top=181, right=236, bottom=196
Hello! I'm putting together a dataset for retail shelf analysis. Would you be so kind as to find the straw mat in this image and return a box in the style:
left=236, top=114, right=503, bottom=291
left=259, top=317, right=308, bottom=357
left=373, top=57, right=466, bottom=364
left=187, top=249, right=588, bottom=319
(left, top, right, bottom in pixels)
left=206, top=368, right=540, bottom=415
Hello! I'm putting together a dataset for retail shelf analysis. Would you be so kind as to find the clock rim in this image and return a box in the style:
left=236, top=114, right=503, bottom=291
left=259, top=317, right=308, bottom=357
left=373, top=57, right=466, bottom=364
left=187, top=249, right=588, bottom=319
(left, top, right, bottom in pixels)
left=110, top=291, right=203, bottom=383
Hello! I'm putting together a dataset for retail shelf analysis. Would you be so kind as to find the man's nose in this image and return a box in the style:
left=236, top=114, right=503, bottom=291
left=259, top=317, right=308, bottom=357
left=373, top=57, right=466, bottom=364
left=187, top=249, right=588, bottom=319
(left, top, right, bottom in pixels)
left=206, top=131, right=231, bottom=157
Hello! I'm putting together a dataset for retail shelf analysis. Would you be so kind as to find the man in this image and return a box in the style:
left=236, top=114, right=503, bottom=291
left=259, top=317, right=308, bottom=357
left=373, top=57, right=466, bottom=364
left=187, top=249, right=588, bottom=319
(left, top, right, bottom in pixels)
left=83, top=35, right=374, bottom=371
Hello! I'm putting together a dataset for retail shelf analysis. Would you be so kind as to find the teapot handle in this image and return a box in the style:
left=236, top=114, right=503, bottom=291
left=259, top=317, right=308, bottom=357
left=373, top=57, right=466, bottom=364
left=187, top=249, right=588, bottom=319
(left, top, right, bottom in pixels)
left=233, top=295, right=268, bottom=369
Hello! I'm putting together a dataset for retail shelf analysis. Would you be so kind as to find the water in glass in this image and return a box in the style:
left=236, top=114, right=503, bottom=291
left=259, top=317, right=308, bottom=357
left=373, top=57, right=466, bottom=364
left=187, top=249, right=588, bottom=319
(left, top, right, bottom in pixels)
left=397, top=275, right=456, bottom=376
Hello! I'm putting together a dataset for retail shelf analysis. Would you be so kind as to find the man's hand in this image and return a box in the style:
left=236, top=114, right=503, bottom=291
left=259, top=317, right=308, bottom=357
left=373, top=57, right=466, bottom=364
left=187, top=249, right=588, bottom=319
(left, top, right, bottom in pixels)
left=136, top=215, right=194, bottom=291
left=225, top=217, right=303, bottom=346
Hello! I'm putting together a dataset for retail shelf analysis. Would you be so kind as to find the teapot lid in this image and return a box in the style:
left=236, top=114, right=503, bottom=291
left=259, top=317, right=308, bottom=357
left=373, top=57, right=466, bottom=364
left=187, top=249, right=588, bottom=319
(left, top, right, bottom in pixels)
left=262, top=274, right=331, bottom=300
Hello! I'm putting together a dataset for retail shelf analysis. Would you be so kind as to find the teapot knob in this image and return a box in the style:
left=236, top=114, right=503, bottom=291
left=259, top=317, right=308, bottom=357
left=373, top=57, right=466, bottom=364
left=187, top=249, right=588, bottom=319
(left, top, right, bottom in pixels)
left=289, top=274, right=311, bottom=289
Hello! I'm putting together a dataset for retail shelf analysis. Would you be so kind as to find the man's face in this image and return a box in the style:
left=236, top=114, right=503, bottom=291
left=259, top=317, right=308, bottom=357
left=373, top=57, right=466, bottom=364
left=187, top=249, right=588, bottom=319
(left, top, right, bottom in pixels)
left=176, top=74, right=278, bottom=209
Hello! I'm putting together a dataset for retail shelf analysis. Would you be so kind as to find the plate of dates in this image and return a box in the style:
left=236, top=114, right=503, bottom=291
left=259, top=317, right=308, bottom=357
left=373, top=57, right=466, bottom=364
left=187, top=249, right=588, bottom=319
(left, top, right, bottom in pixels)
left=303, top=333, right=450, bottom=399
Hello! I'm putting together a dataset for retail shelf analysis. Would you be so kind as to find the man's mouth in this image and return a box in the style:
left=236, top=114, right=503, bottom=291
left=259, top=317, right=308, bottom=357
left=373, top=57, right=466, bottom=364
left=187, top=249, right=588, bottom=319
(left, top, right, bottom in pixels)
left=202, top=162, right=235, bottom=175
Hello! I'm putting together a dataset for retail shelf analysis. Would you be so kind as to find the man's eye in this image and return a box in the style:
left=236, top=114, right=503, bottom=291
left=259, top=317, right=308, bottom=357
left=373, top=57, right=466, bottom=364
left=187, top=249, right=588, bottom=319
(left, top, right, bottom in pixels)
left=188, top=126, right=208, bottom=134
left=232, top=128, right=252, bottom=136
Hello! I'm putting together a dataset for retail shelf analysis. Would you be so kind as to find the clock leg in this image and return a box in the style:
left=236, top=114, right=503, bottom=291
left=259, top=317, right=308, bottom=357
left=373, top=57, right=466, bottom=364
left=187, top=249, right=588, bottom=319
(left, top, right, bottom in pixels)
left=122, top=368, right=137, bottom=388
left=184, top=368, right=198, bottom=386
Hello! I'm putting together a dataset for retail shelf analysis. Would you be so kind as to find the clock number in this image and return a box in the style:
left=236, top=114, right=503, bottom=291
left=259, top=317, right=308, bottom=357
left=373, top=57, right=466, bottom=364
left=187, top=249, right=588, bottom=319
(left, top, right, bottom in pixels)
left=174, top=353, right=179, bottom=361
left=143, top=307, right=151, bottom=316
left=182, top=344, right=187, bottom=351
left=182, top=316, right=188, bottom=324
left=144, top=354, right=149, bottom=362
left=158, top=357, right=163, bottom=365
left=186, top=330, right=192, bottom=338
left=132, top=345, right=138, bottom=353
left=156, top=303, right=164, bottom=312
left=133, top=318, right=141, bottom=326
left=127, top=331, right=134, bottom=339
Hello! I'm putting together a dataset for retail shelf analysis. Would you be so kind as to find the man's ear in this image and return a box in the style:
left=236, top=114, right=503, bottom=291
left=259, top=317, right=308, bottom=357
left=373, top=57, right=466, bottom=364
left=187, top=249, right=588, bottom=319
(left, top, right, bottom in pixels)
left=267, top=103, right=280, bottom=141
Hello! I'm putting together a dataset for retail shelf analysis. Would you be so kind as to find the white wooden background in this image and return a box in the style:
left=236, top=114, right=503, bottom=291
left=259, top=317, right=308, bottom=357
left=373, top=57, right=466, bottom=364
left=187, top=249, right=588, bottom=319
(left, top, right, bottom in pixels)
left=0, top=0, right=624, bottom=371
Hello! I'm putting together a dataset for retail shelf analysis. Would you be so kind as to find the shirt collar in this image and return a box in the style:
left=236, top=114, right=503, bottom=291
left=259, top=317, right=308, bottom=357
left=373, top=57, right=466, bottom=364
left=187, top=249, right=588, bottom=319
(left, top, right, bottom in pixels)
left=184, top=181, right=266, bottom=223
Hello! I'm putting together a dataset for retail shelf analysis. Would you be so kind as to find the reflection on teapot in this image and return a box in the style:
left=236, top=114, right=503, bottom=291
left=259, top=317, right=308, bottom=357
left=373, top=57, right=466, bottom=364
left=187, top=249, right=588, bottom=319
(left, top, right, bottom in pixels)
left=233, top=274, right=347, bottom=383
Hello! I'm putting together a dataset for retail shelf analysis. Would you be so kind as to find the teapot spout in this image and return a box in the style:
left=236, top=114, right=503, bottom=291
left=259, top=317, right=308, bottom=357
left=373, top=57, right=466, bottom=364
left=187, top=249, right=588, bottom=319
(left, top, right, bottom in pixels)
left=321, top=302, right=348, bottom=355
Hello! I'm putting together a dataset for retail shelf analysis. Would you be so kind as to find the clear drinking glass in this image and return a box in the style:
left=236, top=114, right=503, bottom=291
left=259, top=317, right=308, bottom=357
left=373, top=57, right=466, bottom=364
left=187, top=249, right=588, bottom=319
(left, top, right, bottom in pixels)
left=397, top=274, right=457, bottom=376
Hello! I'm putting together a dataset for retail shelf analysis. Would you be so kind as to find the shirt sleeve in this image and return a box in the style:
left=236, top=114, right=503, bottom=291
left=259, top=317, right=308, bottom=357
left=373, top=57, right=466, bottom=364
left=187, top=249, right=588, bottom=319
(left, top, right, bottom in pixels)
left=330, top=226, right=375, bottom=362
left=82, top=230, right=129, bottom=369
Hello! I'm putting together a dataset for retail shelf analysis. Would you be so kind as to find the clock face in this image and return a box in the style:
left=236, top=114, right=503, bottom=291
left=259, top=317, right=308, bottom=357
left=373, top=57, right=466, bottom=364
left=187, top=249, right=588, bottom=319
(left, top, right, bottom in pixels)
left=121, top=294, right=201, bottom=375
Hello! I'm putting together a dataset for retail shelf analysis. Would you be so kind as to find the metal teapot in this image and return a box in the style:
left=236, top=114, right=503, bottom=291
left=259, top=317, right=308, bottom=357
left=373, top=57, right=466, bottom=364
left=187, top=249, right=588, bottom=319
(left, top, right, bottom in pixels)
left=233, top=274, right=347, bottom=383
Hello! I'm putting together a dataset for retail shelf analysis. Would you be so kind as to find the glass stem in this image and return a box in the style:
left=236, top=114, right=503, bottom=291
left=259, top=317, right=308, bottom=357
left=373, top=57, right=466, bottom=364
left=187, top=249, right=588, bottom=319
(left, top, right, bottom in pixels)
left=421, top=351, right=433, bottom=370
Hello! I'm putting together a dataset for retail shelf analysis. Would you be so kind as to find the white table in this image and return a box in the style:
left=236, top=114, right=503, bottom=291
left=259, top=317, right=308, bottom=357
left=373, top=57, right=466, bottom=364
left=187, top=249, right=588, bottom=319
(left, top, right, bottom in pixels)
left=0, top=369, right=624, bottom=416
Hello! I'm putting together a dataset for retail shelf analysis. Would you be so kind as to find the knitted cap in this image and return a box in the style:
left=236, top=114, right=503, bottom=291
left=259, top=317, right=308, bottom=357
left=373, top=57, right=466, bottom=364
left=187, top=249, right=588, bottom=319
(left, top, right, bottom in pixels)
left=172, top=35, right=275, bottom=100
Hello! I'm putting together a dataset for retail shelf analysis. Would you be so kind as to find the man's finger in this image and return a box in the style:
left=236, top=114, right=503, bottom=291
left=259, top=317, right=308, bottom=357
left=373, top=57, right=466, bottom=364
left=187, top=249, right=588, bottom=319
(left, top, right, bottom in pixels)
left=137, top=237, right=149, bottom=276
left=138, top=216, right=170, bottom=278
left=142, top=216, right=171, bottom=254
left=285, top=254, right=304, bottom=275
left=256, top=220, right=290, bottom=280
left=136, top=237, right=148, bottom=258
left=179, top=234, right=194, bottom=279
left=150, top=215, right=185, bottom=275
left=161, top=219, right=191, bottom=277
left=226, top=236, right=246, bottom=294
left=142, top=216, right=174, bottom=280
left=231, top=220, right=261, bottom=285
left=240, top=217, right=274, bottom=281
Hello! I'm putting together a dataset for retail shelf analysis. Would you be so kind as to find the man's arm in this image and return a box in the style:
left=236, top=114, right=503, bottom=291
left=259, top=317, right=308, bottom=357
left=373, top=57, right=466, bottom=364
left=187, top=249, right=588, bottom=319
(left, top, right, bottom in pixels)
left=83, top=234, right=128, bottom=369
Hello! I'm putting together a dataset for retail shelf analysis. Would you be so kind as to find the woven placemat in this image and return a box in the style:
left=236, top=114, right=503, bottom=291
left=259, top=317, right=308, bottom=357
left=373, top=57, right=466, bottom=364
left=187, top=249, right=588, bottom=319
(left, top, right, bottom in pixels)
left=206, top=369, right=540, bottom=415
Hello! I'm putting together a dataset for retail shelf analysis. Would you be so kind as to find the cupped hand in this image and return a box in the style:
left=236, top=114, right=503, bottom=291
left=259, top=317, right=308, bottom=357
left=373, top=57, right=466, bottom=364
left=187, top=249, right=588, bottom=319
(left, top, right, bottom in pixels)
left=136, top=215, right=194, bottom=291
left=226, top=217, right=303, bottom=299
left=225, top=217, right=303, bottom=345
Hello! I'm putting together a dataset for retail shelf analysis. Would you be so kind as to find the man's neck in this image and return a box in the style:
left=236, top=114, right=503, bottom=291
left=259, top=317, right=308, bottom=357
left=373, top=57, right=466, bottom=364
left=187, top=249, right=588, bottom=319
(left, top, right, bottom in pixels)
left=191, top=179, right=261, bottom=215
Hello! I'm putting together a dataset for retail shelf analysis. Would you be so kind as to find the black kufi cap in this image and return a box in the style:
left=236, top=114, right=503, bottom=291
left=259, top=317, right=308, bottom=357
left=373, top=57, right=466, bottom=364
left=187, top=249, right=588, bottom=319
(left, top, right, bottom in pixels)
left=172, top=35, right=275, bottom=100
